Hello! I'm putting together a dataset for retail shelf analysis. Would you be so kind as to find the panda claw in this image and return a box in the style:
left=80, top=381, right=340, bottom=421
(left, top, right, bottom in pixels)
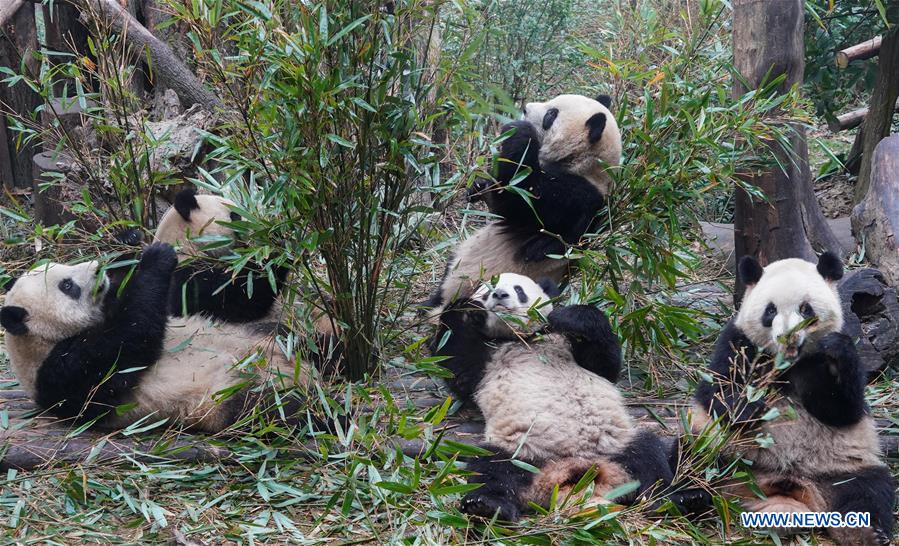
left=460, top=492, right=521, bottom=521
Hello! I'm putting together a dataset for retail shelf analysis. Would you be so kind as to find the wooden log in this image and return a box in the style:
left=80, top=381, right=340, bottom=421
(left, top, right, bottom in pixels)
left=851, top=135, right=899, bottom=286
left=0, top=0, right=25, bottom=27
left=829, top=98, right=899, bottom=132
left=0, top=113, right=14, bottom=189
left=731, top=0, right=842, bottom=302
left=40, top=97, right=94, bottom=151
left=836, top=36, right=882, bottom=69
left=0, top=1, right=40, bottom=190
left=32, top=150, right=75, bottom=225
left=854, top=27, right=899, bottom=203
left=79, top=0, right=221, bottom=110
left=0, top=433, right=233, bottom=471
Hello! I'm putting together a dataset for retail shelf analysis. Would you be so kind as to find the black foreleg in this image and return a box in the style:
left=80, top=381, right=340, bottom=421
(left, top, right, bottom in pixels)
left=34, top=243, right=177, bottom=422
left=824, top=465, right=895, bottom=546
left=428, top=301, right=492, bottom=404
left=789, top=332, right=867, bottom=427
left=461, top=445, right=536, bottom=521
left=547, top=304, right=622, bottom=382
left=694, top=320, right=766, bottom=428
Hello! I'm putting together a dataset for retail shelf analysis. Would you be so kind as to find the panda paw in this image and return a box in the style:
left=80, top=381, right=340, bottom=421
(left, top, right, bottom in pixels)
left=665, top=488, right=713, bottom=516
left=814, top=332, right=856, bottom=361
left=140, top=242, right=178, bottom=274
left=460, top=491, right=521, bottom=522
left=467, top=178, right=492, bottom=202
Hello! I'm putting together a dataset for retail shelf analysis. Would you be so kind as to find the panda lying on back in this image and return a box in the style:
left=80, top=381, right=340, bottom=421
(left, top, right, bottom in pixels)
left=693, top=253, right=895, bottom=545
left=430, top=273, right=678, bottom=520
left=0, top=243, right=317, bottom=432
left=423, top=94, right=621, bottom=314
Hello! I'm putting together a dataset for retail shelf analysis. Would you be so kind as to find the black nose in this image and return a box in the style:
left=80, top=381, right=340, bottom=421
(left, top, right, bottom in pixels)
left=492, top=290, right=509, bottom=300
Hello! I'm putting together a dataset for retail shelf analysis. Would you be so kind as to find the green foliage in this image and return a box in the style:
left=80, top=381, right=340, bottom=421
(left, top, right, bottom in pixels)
left=571, top=0, right=799, bottom=367
left=169, top=0, right=453, bottom=379
left=803, top=0, right=888, bottom=120
left=440, top=0, right=583, bottom=105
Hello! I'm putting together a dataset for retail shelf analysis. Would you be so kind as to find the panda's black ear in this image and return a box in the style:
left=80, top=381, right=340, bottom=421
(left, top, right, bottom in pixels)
left=586, top=112, right=607, bottom=144
left=595, top=94, right=612, bottom=108
left=1, top=276, right=16, bottom=292
left=174, top=188, right=200, bottom=221
left=817, top=251, right=843, bottom=282
left=536, top=278, right=561, bottom=299
left=0, top=306, right=28, bottom=336
left=738, top=255, right=764, bottom=287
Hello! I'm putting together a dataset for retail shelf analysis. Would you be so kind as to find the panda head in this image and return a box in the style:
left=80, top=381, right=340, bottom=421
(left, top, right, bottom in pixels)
left=471, top=273, right=558, bottom=338
left=0, top=261, right=110, bottom=342
left=154, top=188, right=239, bottom=257
left=522, top=94, right=621, bottom=196
left=735, top=252, right=844, bottom=358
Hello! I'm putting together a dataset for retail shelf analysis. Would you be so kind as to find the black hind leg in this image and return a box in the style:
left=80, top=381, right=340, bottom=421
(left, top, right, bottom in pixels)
left=823, top=466, right=895, bottom=545
left=609, top=430, right=674, bottom=504
left=662, top=435, right=713, bottom=515
left=461, top=445, right=535, bottom=521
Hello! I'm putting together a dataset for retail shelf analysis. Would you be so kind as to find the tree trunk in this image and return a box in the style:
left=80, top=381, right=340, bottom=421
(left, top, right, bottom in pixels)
left=854, top=26, right=899, bottom=204
left=851, top=135, right=899, bottom=286
left=0, top=2, right=40, bottom=190
left=78, top=0, right=221, bottom=111
left=731, top=0, right=842, bottom=301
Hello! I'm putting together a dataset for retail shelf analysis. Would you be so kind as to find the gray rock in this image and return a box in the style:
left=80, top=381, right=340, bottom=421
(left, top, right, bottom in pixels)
left=838, top=268, right=899, bottom=374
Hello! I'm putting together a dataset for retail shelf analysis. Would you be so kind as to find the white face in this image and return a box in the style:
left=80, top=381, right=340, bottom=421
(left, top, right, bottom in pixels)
left=472, top=273, right=554, bottom=338
left=522, top=94, right=622, bottom=195
left=154, top=194, right=237, bottom=257
left=3, top=261, right=110, bottom=341
left=735, top=259, right=843, bottom=358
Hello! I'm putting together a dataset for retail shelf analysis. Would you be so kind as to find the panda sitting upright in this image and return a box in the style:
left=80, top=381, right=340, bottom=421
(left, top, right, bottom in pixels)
left=0, top=243, right=319, bottom=432
left=424, top=94, right=621, bottom=314
left=430, top=272, right=676, bottom=520
left=692, top=252, right=895, bottom=545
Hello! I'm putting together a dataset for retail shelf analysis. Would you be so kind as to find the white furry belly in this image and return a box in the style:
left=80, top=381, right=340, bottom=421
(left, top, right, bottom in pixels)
left=110, top=316, right=295, bottom=427
left=475, top=335, right=634, bottom=461
left=439, top=223, right=569, bottom=306
left=742, top=400, right=882, bottom=475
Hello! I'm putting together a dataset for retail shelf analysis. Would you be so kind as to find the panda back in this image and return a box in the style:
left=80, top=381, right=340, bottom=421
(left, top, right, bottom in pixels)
left=475, top=333, right=635, bottom=462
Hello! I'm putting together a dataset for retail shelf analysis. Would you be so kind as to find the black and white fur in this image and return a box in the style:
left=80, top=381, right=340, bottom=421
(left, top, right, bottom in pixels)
left=430, top=273, right=674, bottom=520
left=154, top=188, right=287, bottom=323
left=693, top=252, right=895, bottom=545
left=424, top=94, right=621, bottom=315
left=0, top=244, right=315, bottom=432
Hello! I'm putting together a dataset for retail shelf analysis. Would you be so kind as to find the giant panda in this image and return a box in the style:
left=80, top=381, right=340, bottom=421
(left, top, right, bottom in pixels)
left=423, top=94, right=621, bottom=315
left=0, top=243, right=319, bottom=432
left=429, top=272, right=678, bottom=520
left=153, top=188, right=288, bottom=324
left=692, top=252, right=895, bottom=545
left=153, top=188, right=341, bottom=366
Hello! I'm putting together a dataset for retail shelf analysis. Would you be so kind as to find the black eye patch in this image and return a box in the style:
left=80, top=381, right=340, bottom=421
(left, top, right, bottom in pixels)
left=58, top=278, right=81, bottom=300
left=762, top=302, right=777, bottom=328
left=542, top=108, right=559, bottom=130
left=514, top=285, right=527, bottom=304
left=229, top=212, right=242, bottom=222
left=799, top=302, right=816, bottom=319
